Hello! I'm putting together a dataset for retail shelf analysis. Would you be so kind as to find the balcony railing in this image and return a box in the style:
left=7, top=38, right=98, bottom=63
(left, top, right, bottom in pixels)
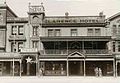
left=41, top=49, right=110, bottom=55
left=41, top=50, right=67, bottom=55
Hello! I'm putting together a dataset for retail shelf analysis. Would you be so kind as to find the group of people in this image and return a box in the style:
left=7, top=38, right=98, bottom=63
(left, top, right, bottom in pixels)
left=94, top=67, right=102, bottom=76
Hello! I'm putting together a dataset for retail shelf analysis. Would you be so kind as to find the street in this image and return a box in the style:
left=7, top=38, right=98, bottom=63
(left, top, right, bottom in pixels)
left=0, top=76, right=120, bottom=83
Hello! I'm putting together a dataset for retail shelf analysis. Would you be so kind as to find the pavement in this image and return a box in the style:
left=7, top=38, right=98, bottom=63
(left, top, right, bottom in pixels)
left=0, top=76, right=120, bottom=83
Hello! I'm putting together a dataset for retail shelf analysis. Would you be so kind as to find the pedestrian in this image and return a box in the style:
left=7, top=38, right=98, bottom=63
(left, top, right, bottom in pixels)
left=94, top=67, right=99, bottom=76
left=99, top=68, right=102, bottom=77
left=39, top=68, right=43, bottom=76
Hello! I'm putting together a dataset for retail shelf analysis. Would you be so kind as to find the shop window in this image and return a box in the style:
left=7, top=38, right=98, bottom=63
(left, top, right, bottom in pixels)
left=71, top=29, right=77, bottom=36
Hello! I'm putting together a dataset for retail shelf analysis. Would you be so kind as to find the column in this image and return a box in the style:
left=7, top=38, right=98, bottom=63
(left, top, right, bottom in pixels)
left=19, top=60, right=22, bottom=77
left=113, top=60, right=116, bottom=77
left=27, top=62, right=30, bottom=76
left=13, top=58, right=15, bottom=76
left=80, top=61, right=83, bottom=75
left=36, top=55, right=38, bottom=76
left=67, top=60, right=69, bottom=76
left=84, top=59, right=86, bottom=76
left=116, top=61, right=118, bottom=77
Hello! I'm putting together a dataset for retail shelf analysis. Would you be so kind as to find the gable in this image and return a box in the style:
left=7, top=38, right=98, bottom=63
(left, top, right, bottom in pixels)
left=107, top=12, right=120, bottom=21
left=68, top=51, right=85, bottom=57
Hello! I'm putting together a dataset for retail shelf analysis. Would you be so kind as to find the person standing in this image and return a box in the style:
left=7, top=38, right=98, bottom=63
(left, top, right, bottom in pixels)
left=94, top=67, right=99, bottom=76
left=99, top=68, right=102, bottom=76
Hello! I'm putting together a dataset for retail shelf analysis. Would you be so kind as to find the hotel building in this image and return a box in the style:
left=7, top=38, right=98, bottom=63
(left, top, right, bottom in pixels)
left=0, top=3, right=119, bottom=76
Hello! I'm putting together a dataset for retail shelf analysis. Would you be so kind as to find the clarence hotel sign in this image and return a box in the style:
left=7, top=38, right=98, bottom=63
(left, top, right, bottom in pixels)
left=44, top=17, right=105, bottom=24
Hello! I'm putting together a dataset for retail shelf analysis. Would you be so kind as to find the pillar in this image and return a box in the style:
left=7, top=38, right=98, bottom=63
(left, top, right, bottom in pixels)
left=113, top=60, right=116, bottom=77
left=116, top=61, right=118, bottom=77
left=13, top=58, right=15, bottom=76
left=27, top=62, right=30, bottom=76
left=80, top=61, right=83, bottom=75
left=36, top=55, right=38, bottom=76
left=84, top=59, right=86, bottom=76
left=67, top=60, right=69, bottom=76
left=19, top=60, right=22, bottom=77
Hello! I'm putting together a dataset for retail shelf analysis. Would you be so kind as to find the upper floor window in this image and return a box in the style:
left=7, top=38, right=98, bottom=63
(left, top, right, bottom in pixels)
left=11, top=42, right=16, bottom=52
left=112, top=25, right=117, bottom=37
left=33, top=26, right=38, bottom=36
left=118, top=42, right=120, bottom=52
left=71, top=29, right=77, bottom=36
left=113, top=42, right=116, bottom=52
left=18, top=26, right=24, bottom=35
left=18, top=42, right=23, bottom=52
left=95, top=28, right=101, bottom=36
left=12, top=26, right=17, bottom=35
left=11, top=42, right=23, bottom=52
left=55, top=29, right=60, bottom=36
left=87, top=28, right=93, bottom=36
left=48, top=29, right=54, bottom=36
left=32, top=41, right=38, bottom=48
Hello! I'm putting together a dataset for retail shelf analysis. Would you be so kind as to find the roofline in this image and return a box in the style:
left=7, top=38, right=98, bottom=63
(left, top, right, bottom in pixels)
left=107, top=12, right=120, bottom=21
left=0, top=4, right=18, bottom=17
left=45, top=15, right=105, bottom=18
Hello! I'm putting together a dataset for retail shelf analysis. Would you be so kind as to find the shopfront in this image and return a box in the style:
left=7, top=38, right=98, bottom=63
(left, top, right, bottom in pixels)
left=40, top=61, right=67, bottom=76
left=85, top=60, right=114, bottom=76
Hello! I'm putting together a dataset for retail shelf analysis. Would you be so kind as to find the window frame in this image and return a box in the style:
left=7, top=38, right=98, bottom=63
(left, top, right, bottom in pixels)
left=18, top=25, right=24, bottom=35
left=11, top=25, right=17, bottom=35
left=71, top=29, right=77, bottom=36
left=33, top=26, right=38, bottom=36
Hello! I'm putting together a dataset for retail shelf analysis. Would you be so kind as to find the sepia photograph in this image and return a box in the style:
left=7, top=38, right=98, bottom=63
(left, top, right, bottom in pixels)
left=0, top=0, right=120, bottom=83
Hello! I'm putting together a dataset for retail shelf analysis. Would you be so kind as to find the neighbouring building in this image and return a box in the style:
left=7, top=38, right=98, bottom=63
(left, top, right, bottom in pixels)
left=0, top=3, right=119, bottom=76
left=107, top=13, right=120, bottom=76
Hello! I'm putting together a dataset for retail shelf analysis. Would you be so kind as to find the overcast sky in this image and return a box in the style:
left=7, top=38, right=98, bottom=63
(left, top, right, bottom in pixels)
left=1, top=0, right=120, bottom=18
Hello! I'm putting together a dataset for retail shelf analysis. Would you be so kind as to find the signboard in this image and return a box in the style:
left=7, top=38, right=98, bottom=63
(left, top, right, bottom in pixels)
left=21, top=48, right=38, bottom=53
left=45, top=17, right=105, bottom=24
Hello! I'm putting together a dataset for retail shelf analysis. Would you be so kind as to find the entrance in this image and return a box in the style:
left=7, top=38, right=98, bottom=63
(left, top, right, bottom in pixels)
left=69, top=61, right=83, bottom=76
left=22, top=56, right=36, bottom=76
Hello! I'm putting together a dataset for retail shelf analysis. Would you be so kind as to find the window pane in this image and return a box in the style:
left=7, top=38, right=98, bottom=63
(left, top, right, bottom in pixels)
left=11, top=42, right=16, bottom=52
left=32, top=41, right=38, bottom=48
left=95, top=28, right=101, bottom=36
left=33, top=26, right=38, bottom=36
left=118, top=42, right=120, bottom=52
left=113, top=42, right=115, bottom=52
left=12, top=26, right=17, bottom=35
left=18, top=42, right=23, bottom=52
left=71, top=29, right=77, bottom=36
left=112, top=25, right=117, bottom=37
left=55, top=29, right=60, bottom=36
left=87, top=29, right=93, bottom=36
left=18, top=26, right=24, bottom=35
left=48, top=29, right=54, bottom=36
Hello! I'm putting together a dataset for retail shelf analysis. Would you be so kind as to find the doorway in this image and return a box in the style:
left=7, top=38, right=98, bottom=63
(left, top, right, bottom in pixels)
left=22, top=56, right=36, bottom=76
left=69, top=61, right=82, bottom=76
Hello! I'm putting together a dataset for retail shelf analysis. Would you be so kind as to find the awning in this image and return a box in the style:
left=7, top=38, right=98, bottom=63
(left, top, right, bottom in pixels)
left=85, top=58, right=114, bottom=61
left=39, top=59, right=67, bottom=61
left=0, top=59, right=20, bottom=61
